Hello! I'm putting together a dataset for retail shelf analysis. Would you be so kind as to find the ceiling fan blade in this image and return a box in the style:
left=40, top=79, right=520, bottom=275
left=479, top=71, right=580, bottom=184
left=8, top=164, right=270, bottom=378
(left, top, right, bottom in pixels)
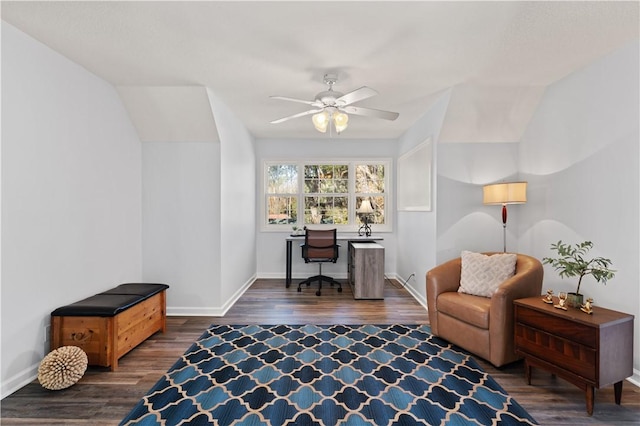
left=336, top=86, right=378, bottom=106
left=270, top=109, right=323, bottom=124
left=341, top=105, right=399, bottom=121
left=270, top=95, right=317, bottom=106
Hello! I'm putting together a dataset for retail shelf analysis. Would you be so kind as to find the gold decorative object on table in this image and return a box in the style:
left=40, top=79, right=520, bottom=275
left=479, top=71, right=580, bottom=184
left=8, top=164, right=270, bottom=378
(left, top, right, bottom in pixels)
left=581, top=298, right=594, bottom=315
left=554, top=292, right=568, bottom=310
left=542, top=289, right=554, bottom=304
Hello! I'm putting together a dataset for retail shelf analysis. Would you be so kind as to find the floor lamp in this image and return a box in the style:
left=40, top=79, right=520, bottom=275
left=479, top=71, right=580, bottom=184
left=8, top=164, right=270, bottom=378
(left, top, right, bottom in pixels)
left=483, top=182, right=527, bottom=252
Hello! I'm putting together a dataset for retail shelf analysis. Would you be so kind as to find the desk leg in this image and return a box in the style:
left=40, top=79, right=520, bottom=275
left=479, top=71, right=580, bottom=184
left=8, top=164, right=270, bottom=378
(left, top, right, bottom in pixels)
left=286, top=240, right=292, bottom=288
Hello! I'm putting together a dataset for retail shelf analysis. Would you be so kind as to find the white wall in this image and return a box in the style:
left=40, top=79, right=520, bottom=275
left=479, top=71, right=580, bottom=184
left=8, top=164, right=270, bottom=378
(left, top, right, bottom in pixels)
left=141, top=141, right=221, bottom=314
left=396, top=91, right=451, bottom=305
left=254, top=138, right=398, bottom=281
left=141, top=91, right=257, bottom=316
left=208, top=91, right=257, bottom=306
left=1, top=23, right=143, bottom=397
left=437, top=142, right=522, bottom=261
left=518, top=41, right=640, bottom=376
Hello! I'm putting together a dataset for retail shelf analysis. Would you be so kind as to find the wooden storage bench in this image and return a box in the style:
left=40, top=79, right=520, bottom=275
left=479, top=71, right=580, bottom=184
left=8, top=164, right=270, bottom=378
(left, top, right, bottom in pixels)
left=50, top=283, right=169, bottom=371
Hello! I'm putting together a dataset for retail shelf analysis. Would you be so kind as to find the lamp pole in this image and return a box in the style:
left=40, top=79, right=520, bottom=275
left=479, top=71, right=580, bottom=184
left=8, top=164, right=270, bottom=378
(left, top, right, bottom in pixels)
left=502, top=204, right=507, bottom=252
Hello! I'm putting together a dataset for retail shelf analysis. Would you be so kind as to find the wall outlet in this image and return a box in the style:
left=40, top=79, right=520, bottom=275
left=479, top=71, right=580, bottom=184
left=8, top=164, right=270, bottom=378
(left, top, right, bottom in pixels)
left=44, top=324, right=50, bottom=343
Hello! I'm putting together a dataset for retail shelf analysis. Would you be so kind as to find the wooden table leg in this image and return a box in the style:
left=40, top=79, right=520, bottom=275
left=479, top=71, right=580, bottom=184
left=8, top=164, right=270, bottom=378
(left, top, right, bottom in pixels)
left=614, top=381, right=623, bottom=405
left=524, top=359, right=532, bottom=385
left=586, top=385, right=594, bottom=416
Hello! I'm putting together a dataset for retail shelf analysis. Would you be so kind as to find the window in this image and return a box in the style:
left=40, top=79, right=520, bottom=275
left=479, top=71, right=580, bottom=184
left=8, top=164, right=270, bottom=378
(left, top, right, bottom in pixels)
left=355, top=164, right=386, bottom=226
left=263, top=160, right=391, bottom=231
left=304, top=164, right=349, bottom=224
left=266, top=164, right=298, bottom=224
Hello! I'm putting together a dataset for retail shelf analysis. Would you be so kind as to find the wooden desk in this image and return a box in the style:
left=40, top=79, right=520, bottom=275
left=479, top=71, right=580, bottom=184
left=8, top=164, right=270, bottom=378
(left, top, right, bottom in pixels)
left=514, top=296, right=634, bottom=415
left=285, top=235, right=382, bottom=288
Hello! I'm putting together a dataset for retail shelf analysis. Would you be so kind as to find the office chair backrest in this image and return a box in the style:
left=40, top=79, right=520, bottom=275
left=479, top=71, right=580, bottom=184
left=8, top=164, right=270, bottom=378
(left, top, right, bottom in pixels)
left=303, top=229, right=339, bottom=262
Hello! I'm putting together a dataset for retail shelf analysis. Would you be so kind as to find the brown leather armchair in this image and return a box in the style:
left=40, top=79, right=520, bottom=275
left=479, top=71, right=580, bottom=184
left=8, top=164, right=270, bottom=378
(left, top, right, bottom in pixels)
left=426, top=253, right=543, bottom=367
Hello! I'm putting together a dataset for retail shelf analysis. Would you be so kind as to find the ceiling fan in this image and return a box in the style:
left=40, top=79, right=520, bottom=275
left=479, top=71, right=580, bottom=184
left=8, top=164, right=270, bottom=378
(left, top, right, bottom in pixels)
left=270, top=73, right=399, bottom=134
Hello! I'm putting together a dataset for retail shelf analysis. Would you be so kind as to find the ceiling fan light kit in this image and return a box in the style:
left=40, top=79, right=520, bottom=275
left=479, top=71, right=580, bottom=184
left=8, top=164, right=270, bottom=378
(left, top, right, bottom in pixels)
left=270, top=73, right=398, bottom=135
left=312, top=107, right=349, bottom=134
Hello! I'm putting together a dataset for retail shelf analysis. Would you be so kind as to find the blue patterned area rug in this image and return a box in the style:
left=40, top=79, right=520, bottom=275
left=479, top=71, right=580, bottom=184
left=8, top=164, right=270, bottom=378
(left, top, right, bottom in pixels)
left=120, top=324, right=536, bottom=425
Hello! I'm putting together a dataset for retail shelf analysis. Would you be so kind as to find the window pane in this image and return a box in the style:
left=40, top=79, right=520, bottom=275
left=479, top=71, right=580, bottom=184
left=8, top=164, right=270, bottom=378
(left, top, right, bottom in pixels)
left=304, top=180, right=318, bottom=193
left=335, top=165, right=348, bottom=178
left=305, top=164, right=348, bottom=194
left=304, top=196, right=321, bottom=224
left=356, top=164, right=385, bottom=193
left=335, top=179, right=348, bottom=193
left=356, top=196, right=385, bottom=225
left=268, top=165, right=297, bottom=193
left=304, top=196, right=348, bottom=225
left=304, top=165, right=318, bottom=179
left=319, top=180, right=335, bottom=193
left=267, top=196, right=297, bottom=224
left=370, top=195, right=385, bottom=224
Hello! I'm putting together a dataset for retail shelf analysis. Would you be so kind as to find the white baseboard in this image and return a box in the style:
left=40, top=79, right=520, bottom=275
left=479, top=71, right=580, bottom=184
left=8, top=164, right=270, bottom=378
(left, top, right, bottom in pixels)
left=166, top=274, right=256, bottom=317
left=387, top=273, right=428, bottom=311
left=628, top=369, right=640, bottom=388
left=1, top=364, right=39, bottom=400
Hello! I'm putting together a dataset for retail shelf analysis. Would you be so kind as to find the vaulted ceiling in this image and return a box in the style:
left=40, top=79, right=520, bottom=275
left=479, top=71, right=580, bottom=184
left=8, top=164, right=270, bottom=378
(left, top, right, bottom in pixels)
left=2, top=1, right=638, bottom=142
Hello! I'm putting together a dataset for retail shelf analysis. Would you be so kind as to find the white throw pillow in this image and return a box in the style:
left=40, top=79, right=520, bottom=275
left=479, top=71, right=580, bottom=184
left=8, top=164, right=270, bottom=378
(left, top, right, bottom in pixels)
left=458, top=251, right=517, bottom=297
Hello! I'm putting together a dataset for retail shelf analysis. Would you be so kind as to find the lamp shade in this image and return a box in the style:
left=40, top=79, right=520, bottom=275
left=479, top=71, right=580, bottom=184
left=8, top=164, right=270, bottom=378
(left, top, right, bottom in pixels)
left=312, top=110, right=329, bottom=133
left=357, top=199, right=375, bottom=214
left=483, top=182, right=527, bottom=205
left=333, top=112, right=349, bottom=133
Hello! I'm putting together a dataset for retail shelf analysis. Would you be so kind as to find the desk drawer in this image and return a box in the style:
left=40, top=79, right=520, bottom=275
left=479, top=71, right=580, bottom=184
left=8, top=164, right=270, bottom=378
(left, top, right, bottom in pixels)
left=515, top=323, right=596, bottom=382
left=515, top=305, right=596, bottom=348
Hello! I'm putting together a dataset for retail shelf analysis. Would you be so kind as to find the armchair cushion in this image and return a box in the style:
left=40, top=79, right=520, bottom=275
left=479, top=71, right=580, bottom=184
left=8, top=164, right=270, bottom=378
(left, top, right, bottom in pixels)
left=438, top=292, right=491, bottom=329
left=459, top=251, right=517, bottom=297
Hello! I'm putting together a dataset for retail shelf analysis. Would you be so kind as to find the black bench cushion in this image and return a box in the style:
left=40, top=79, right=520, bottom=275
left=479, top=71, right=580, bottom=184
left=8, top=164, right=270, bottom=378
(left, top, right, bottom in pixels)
left=99, top=283, right=169, bottom=298
left=51, top=283, right=169, bottom=317
left=51, top=294, right=146, bottom=317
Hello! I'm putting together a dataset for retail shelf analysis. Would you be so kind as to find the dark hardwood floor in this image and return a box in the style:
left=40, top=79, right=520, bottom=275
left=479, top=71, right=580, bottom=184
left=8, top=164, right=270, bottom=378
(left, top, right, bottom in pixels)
left=1, top=279, right=638, bottom=425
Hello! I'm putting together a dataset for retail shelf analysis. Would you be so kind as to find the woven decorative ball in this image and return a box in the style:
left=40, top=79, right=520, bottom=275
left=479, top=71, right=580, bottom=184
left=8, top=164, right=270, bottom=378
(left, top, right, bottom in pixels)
left=38, top=346, right=88, bottom=390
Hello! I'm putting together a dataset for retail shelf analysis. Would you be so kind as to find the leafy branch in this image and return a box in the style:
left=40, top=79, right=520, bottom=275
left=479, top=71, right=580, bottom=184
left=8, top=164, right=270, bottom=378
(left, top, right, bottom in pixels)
left=542, top=240, right=615, bottom=295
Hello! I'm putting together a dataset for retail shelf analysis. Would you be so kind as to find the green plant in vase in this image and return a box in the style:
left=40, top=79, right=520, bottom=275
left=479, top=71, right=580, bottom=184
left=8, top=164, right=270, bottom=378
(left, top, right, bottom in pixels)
left=542, top=240, right=615, bottom=308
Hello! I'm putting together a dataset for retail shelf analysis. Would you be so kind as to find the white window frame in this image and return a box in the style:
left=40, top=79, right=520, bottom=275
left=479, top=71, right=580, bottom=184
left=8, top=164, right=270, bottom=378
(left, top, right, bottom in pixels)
left=261, top=159, right=392, bottom=233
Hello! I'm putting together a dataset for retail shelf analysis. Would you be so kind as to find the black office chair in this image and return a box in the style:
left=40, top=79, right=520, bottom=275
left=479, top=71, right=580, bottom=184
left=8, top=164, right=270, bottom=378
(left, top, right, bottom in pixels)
left=298, top=228, right=342, bottom=296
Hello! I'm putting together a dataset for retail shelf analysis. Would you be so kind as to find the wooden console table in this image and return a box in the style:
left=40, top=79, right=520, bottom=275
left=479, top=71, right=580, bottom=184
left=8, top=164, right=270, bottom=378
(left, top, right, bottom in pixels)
left=514, top=296, right=634, bottom=415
